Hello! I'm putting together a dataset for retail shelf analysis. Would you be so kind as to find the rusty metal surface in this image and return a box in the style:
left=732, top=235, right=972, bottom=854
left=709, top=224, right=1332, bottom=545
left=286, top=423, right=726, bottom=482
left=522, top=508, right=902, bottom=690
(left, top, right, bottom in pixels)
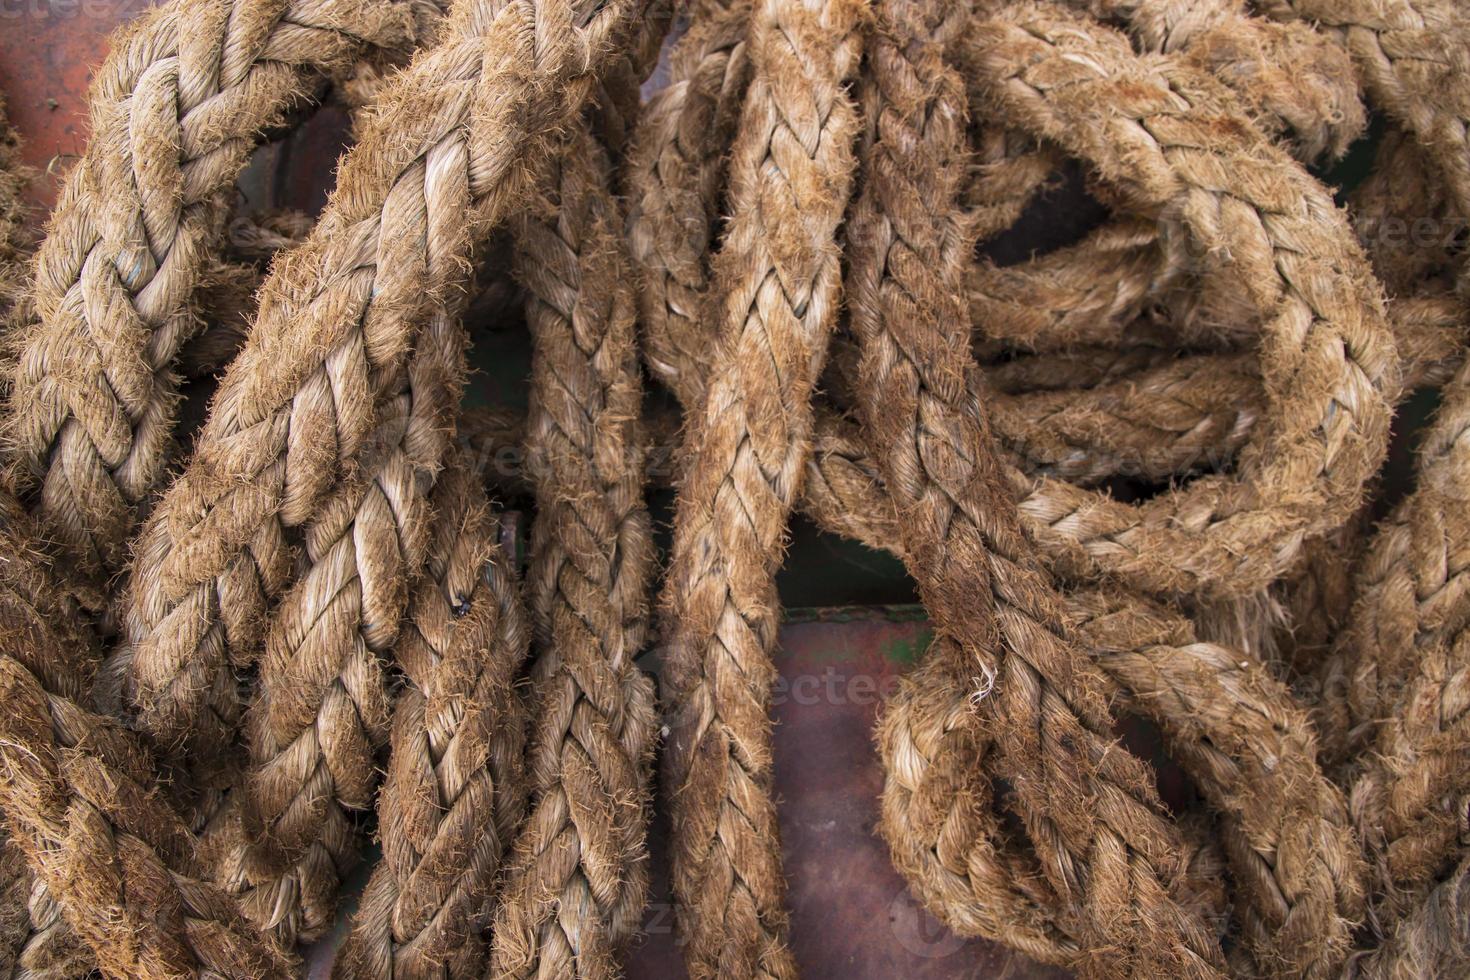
left=0, top=0, right=149, bottom=210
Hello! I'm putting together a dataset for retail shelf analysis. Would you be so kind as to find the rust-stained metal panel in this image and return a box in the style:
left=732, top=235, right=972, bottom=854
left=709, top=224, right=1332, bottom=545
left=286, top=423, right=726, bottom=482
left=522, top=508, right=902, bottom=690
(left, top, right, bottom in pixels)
left=0, top=0, right=148, bottom=210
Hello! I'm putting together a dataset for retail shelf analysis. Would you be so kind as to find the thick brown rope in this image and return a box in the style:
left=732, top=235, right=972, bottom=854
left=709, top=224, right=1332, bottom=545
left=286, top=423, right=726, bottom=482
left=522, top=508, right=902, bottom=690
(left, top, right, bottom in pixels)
left=765, top=359, right=1367, bottom=976
left=1258, top=0, right=1470, bottom=223
left=1313, top=346, right=1470, bottom=955
left=877, top=587, right=1367, bottom=980
left=625, top=0, right=751, bottom=411
left=1345, top=851, right=1470, bottom=979
left=214, top=301, right=462, bottom=944
left=121, top=0, right=654, bottom=795
left=1067, top=0, right=1366, bottom=160
left=846, top=0, right=1225, bottom=972
left=0, top=100, right=89, bottom=980
left=961, top=2, right=1396, bottom=603
left=335, top=456, right=531, bottom=978
left=7, top=0, right=414, bottom=595
left=488, top=118, right=658, bottom=980
left=0, top=496, right=289, bottom=979
left=0, top=827, right=89, bottom=979
left=656, top=0, right=865, bottom=974
left=0, top=829, right=88, bottom=980
left=985, top=351, right=1260, bottom=485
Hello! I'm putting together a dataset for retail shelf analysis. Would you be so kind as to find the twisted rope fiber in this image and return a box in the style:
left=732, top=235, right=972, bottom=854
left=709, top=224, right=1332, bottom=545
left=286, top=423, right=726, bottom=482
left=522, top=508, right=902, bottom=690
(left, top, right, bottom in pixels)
left=0, top=826, right=89, bottom=979
left=1313, top=346, right=1470, bottom=958
left=1344, top=850, right=1470, bottom=979
left=487, top=117, right=658, bottom=980
left=1258, top=0, right=1470, bottom=224
left=656, top=0, right=866, bottom=973
left=649, top=307, right=1378, bottom=973
left=0, top=94, right=31, bottom=335
left=0, top=496, right=289, bottom=978
left=841, top=0, right=1354, bottom=970
left=212, top=3, right=541, bottom=932
left=7, top=0, right=415, bottom=594
left=725, top=377, right=1369, bottom=971
left=706, top=394, right=1370, bottom=975
left=1348, top=128, right=1462, bottom=299
left=459, top=372, right=1411, bottom=962
left=121, top=0, right=655, bottom=800
left=335, top=456, right=531, bottom=977
left=877, top=588, right=1366, bottom=980
left=462, top=283, right=1467, bottom=535
left=957, top=2, right=1396, bottom=602
left=625, top=0, right=751, bottom=411
left=1275, top=132, right=1469, bottom=694
left=625, top=0, right=1074, bottom=418
left=981, top=351, right=1261, bottom=485
left=0, top=100, right=90, bottom=980
left=1066, top=0, right=1366, bottom=161
left=216, top=283, right=466, bottom=945
left=849, top=0, right=1226, bottom=971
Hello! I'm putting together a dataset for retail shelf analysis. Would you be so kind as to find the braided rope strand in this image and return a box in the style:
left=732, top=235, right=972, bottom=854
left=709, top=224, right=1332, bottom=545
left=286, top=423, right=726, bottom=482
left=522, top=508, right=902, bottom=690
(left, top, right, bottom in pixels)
left=489, top=118, right=658, bottom=980
left=121, top=0, right=653, bottom=792
left=657, top=0, right=866, bottom=974
left=336, top=457, right=531, bottom=977
left=8, top=0, right=412, bottom=592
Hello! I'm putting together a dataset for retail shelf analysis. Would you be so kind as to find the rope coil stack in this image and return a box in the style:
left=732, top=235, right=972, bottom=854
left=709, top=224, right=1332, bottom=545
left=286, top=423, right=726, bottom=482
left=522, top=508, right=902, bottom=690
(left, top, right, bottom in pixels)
left=0, top=0, right=1465, bottom=976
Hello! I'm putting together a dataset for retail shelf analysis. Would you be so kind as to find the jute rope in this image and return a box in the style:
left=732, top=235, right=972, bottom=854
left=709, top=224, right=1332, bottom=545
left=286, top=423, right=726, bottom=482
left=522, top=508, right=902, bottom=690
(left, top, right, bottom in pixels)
left=850, top=26, right=1225, bottom=980
left=0, top=94, right=30, bottom=337
left=1066, top=0, right=1366, bottom=161
left=7, top=0, right=414, bottom=596
left=489, top=117, right=658, bottom=980
left=1313, top=342, right=1470, bottom=943
left=335, top=455, right=531, bottom=977
left=0, top=97, right=89, bottom=980
left=727, top=368, right=1368, bottom=973
left=1345, top=851, right=1470, bottom=979
left=0, top=495, right=289, bottom=979
left=0, top=825, right=89, bottom=979
left=1350, top=128, right=1462, bottom=299
left=625, top=0, right=751, bottom=411
left=957, top=2, right=1396, bottom=603
left=1258, top=0, right=1470, bottom=223
left=215, top=293, right=461, bottom=943
left=844, top=0, right=1336, bottom=971
left=656, top=0, right=865, bottom=974
left=876, top=588, right=1366, bottom=979
left=120, top=0, right=653, bottom=796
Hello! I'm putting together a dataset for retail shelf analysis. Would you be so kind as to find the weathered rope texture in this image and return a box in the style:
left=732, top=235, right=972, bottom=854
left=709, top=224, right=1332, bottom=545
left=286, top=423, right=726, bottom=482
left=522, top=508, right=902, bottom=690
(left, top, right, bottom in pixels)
left=1258, top=0, right=1470, bottom=222
left=217, top=297, right=463, bottom=943
left=489, top=117, right=658, bottom=980
left=625, top=0, right=751, bottom=410
left=8, top=0, right=413, bottom=595
left=335, top=456, right=530, bottom=978
left=657, top=0, right=865, bottom=974
left=845, top=1, right=1225, bottom=973
left=0, top=497, right=290, bottom=979
left=0, top=828, right=90, bottom=980
left=0, top=94, right=31, bottom=334
left=963, top=2, right=1396, bottom=602
left=1068, top=0, right=1366, bottom=160
left=1316, top=340, right=1470, bottom=964
left=121, top=0, right=654, bottom=799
